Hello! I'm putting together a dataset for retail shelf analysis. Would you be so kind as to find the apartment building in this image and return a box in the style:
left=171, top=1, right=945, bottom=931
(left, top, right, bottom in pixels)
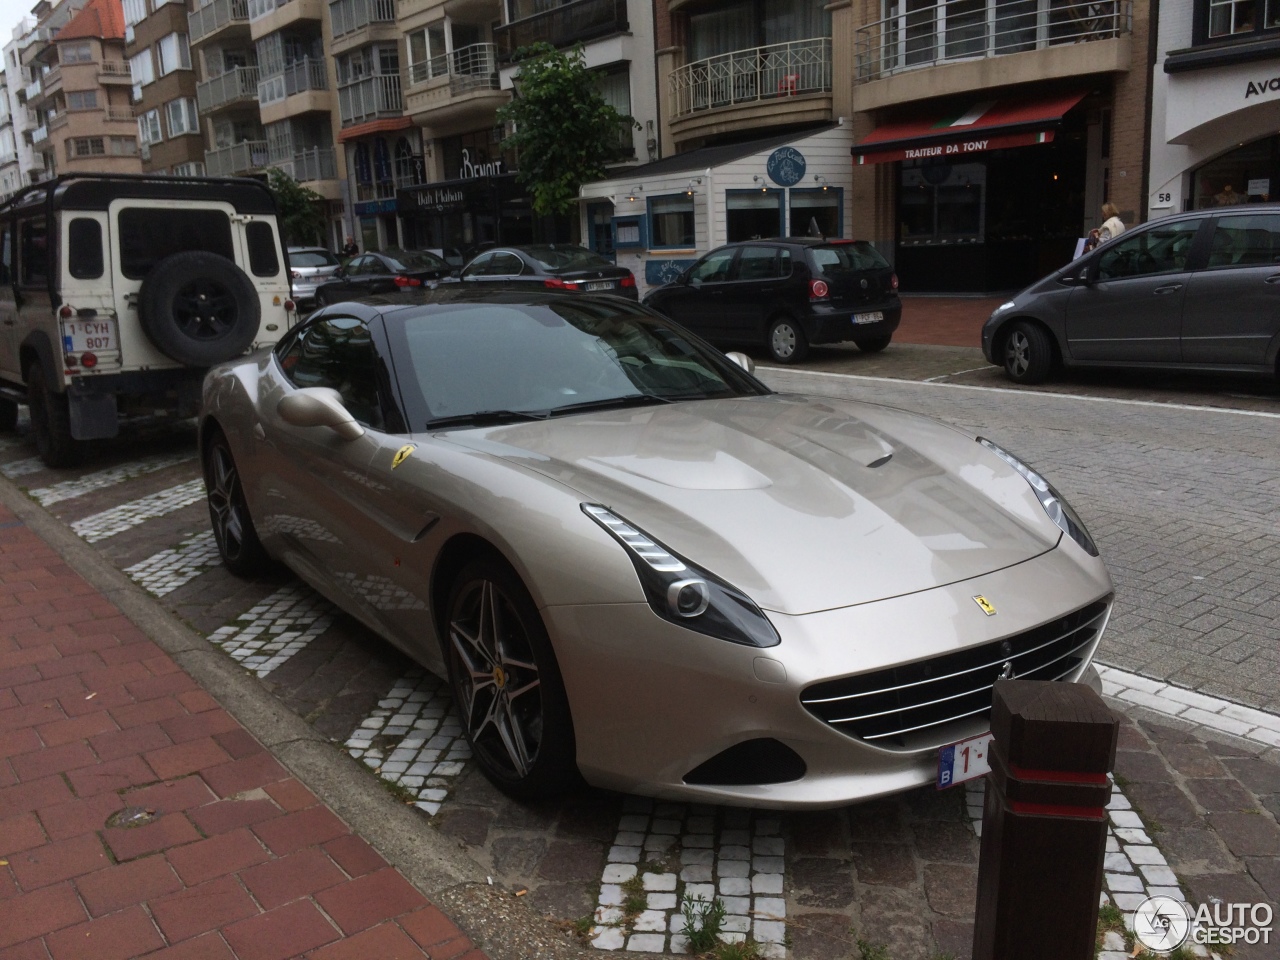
left=13, top=0, right=94, bottom=184
left=125, top=0, right=203, bottom=174
left=0, top=71, right=19, bottom=198
left=1148, top=0, right=1280, bottom=216
left=24, top=0, right=143, bottom=177
left=847, top=0, right=1152, bottom=292
left=4, top=18, right=40, bottom=188
left=386, top=0, right=657, bottom=256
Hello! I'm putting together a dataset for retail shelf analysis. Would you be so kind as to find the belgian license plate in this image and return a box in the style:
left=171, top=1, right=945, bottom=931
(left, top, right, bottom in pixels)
left=61, top=318, right=119, bottom=353
left=585, top=281, right=614, bottom=291
left=937, top=731, right=993, bottom=789
left=853, top=311, right=883, bottom=325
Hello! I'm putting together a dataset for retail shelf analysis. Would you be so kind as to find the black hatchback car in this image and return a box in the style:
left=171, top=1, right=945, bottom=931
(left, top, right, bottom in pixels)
left=454, top=244, right=638, bottom=299
left=983, top=206, right=1280, bottom=384
left=315, top=250, right=453, bottom=305
left=643, top=239, right=900, bottom=363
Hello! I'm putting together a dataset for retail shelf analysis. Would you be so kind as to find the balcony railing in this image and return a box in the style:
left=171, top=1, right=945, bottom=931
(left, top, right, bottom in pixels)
left=205, top=139, right=270, bottom=176
left=272, top=146, right=337, bottom=181
left=99, top=60, right=132, bottom=81
left=105, top=106, right=136, bottom=121
left=49, top=113, right=68, bottom=131
left=260, top=57, right=328, bottom=104
left=24, top=79, right=41, bottom=100
left=494, top=0, right=627, bottom=60
left=409, top=42, right=499, bottom=94
left=189, top=0, right=250, bottom=44
left=670, top=37, right=832, bottom=119
left=197, top=66, right=261, bottom=112
left=354, top=156, right=422, bottom=201
left=329, top=0, right=395, bottom=38
left=856, top=0, right=1131, bottom=80
left=338, top=74, right=401, bottom=125
left=248, top=0, right=296, bottom=18
left=32, top=124, right=48, bottom=144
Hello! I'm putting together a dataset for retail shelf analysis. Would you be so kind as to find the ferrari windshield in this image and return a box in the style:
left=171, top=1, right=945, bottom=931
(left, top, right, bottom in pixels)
left=388, top=299, right=767, bottom=427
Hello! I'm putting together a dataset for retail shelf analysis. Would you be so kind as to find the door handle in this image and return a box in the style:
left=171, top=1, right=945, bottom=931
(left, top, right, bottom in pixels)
left=1152, top=284, right=1182, bottom=295
left=1265, top=275, right=1280, bottom=284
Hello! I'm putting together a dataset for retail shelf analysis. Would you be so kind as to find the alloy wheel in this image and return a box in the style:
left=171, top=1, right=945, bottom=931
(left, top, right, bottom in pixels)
left=1006, top=330, right=1030, bottom=378
left=173, top=279, right=237, bottom=341
left=449, top=579, right=543, bottom=780
left=206, top=442, right=248, bottom=562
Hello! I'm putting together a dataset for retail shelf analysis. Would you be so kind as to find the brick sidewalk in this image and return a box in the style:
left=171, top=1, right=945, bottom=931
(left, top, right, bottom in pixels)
left=0, top=504, right=486, bottom=960
left=895, top=296, right=1004, bottom=348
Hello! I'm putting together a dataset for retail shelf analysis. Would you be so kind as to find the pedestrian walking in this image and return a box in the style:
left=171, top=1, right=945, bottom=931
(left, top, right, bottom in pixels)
left=341, top=235, right=359, bottom=258
left=1087, top=202, right=1125, bottom=250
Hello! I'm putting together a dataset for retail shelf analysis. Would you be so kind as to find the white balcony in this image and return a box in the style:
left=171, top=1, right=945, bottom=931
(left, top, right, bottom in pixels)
left=259, top=58, right=328, bottom=104
left=337, top=73, right=401, bottom=126
left=197, top=66, right=261, bottom=112
left=409, top=42, right=499, bottom=94
left=24, top=79, right=41, bottom=100
left=32, top=124, right=48, bottom=144
left=272, top=146, right=337, bottom=182
left=329, top=0, right=394, bottom=37
left=670, top=37, right=831, bottom=120
left=189, top=0, right=250, bottom=44
left=205, top=139, right=270, bottom=176
left=855, top=0, right=1131, bottom=80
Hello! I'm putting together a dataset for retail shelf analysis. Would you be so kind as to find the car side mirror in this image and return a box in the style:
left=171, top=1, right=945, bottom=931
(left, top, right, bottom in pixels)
left=725, top=351, right=755, bottom=374
left=277, top=388, right=364, bottom=440
left=450, top=269, right=460, bottom=278
left=690, top=277, right=702, bottom=288
left=1058, top=269, right=1091, bottom=287
left=333, top=267, right=345, bottom=278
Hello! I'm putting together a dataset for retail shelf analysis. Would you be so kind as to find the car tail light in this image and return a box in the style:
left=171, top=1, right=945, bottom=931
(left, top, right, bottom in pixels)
left=393, top=276, right=423, bottom=287
left=544, top=277, right=576, bottom=290
left=284, top=299, right=296, bottom=312
left=620, top=274, right=636, bottom=288
left=290, top=271, right=301, bottom=280
left=59, top=304, right=74, bottom=318
left=81, top=352, right=97, bottom=369
left=809, top=279, right=830, bottom=300
left=890, top=273, right=899, bottom=292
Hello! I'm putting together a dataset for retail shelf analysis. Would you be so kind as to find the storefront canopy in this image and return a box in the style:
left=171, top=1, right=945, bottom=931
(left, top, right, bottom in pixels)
left=852, top=91, right=1087, bottom=165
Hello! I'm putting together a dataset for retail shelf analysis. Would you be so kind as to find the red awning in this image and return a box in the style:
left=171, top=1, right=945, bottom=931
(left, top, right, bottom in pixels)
left=338, top=117, right=415, bottom=143
left=852, top=91, right=1088, bottom=165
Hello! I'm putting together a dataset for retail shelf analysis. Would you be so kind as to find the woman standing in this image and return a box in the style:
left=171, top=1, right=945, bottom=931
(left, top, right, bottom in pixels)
left=1089, top=203, right=1125, bottom=247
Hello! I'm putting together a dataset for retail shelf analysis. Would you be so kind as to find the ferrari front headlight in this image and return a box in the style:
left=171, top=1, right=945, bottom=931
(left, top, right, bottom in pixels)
left=977, top=438, right=1099, bottom=557
left=582, top=504, right=780, bottom=648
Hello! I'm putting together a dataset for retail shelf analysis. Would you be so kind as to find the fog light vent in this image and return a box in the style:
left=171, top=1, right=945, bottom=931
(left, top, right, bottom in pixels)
left=682, top=738, right=806, bottom=786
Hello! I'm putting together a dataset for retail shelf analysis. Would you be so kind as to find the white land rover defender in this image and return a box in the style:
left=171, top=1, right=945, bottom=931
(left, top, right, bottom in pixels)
left=0, top=174, right=296, bottom=467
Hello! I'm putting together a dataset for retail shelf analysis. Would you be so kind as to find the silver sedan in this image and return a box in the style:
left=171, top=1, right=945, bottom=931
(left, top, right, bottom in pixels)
left=199, top=292, right=1112, bottom=807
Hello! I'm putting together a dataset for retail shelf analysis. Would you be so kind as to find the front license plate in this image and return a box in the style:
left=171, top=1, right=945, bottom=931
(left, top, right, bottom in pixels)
left=937, top=731, right=993, bottom=789
left=853, top=311, right=884, bottom=325
left=61, top=318, right=119, bottom=353
left=585, top=281, right=614, bottom=291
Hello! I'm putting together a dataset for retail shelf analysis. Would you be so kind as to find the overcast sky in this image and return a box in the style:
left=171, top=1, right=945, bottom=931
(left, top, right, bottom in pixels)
left=0, top=0, right=39, bottom=72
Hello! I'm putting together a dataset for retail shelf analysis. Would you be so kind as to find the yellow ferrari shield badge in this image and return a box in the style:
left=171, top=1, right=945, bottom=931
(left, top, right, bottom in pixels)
left=392, top=444, right=416, bottom=469
left=972, top=595, right=996, bottom=616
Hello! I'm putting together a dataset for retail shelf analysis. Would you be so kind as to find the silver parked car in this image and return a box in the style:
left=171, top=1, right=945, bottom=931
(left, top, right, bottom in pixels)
left=287, top=246, right=342, bottom=308
left=983, top=206, right=1280, bottom=384
left=200, top=293, right=1113, bottom=807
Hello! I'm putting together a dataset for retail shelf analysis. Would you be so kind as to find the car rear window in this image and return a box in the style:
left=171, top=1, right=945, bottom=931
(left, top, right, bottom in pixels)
left=291, top=250, right=339, bottom=268
left=522, top=245, right=613, bottom=272
left=119, top=208, right=234, bottom=280
left=386, top=250, right=449, bottom=272
left=68, top=218, right=103, bottom=280
left=809, top=242, right=890, bottom=275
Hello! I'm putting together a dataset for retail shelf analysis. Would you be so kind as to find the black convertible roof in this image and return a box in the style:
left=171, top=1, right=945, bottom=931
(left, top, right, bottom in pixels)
left=0, top=173, right=278, bottom=216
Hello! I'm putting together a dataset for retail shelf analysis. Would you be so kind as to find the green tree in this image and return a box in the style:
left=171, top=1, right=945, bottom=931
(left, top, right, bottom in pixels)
left=496, top=43, right=637, bottom=217
left=267, top=168, right=327, bottom=246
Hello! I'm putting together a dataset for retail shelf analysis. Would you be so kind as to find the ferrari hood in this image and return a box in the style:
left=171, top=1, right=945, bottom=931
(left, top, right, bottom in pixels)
left=444, top=395, right=1059, bottom=615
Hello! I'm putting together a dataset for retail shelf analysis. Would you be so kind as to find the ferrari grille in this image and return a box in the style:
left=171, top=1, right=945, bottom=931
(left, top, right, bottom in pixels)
left=800, top=599, right=1110, bottom=750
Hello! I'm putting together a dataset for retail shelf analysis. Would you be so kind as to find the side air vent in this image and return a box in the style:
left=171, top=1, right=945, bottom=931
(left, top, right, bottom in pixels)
left=683, top=738, right=806, bottom=785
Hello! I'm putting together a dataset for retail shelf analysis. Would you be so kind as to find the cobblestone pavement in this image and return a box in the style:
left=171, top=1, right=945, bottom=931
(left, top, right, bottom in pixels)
left=1, top=341, right=1278, bottom=959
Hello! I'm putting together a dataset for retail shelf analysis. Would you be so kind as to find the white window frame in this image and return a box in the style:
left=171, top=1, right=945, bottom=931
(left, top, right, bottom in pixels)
left=156, top=33, right=191, bottom=75
left=138, top=108, right=162, bottom=145
left=165, top=97, right=199, bottom=136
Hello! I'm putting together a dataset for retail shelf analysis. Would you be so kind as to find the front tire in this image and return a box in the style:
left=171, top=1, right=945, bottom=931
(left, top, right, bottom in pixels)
left=203, top=430, right=270, bottom=577
left=854, top=334, right=892, bottom=353
left=1002, top=321, right=1054, bottom=385
left=445, top=557, right=577, bottom=800
left=766, top=316, right=809, bottom=364
left=26, top=365, right=85, bottom=468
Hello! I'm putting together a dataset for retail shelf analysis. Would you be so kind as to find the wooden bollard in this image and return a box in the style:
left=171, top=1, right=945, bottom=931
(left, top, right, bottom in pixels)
left=972, top=678, right=1119, bottom=960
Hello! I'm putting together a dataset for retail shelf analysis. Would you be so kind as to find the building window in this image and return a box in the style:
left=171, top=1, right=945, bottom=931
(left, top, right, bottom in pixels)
left=129, top=49, right=155, bottom=87
left=726, top=190, right=784, bottom=242
left=173, top=161, right=206, bottom=176
left=407, top=22, right=448, bottom=81
left=900, top=161, right=984, bottom=245
left=649, top=195, right=696, bottom=248
left=156, top=33, right=192, bottom=75
left=165, top=97, right=199, bottom=136
left=138, top=108, right=162, bottom=145
left=61, top=42, right=94, bottom=64
left=66, top=90, right=98, bottom=111
left=68, top=137, right=106, bottom=159
left=789, top=187, right=841, bottom=238
left=110, top=136, right=139, bottom=155
left=122, top=0, right=146, bottom=26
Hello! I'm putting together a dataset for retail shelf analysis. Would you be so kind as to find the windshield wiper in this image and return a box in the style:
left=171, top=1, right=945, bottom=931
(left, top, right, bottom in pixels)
left=545, top=394, right=676, bottom=417
left=426, top=409, right=548, bottom=429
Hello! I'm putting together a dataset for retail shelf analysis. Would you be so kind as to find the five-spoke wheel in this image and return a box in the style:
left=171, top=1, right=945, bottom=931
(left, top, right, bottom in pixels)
left=203, top=431, right=269, bottom=576
left=1002, top=320, right=1054, bottom=385
left=445, top=558, right=576, bottom=798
